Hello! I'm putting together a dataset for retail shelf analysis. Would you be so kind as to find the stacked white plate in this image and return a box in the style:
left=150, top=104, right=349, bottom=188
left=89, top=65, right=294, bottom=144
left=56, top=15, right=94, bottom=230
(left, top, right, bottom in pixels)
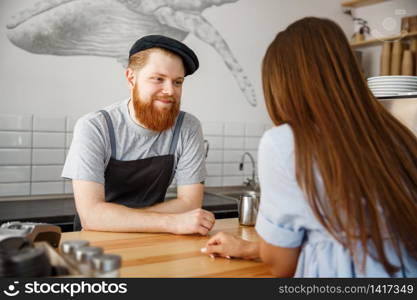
left=367, top=76, right=417, bottom=98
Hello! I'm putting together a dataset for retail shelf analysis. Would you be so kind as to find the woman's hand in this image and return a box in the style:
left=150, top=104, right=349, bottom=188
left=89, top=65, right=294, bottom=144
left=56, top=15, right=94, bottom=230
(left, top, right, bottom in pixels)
left=200, top=232, right=260, bottom=260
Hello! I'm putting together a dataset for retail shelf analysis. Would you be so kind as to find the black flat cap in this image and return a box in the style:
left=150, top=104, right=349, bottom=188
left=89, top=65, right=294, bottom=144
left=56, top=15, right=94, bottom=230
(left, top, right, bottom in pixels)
left=128, top=35, right=199, bottom=76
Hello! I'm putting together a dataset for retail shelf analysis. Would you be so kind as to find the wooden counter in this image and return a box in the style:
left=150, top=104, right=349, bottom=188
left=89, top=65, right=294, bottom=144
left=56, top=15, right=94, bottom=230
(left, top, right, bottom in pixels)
left=60, top=218, right=272, bottom=278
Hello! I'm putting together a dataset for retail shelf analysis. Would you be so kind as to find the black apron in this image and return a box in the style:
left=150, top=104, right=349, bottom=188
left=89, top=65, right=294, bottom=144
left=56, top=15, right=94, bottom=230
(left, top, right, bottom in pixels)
left=73, top=110, right=186, bottom=231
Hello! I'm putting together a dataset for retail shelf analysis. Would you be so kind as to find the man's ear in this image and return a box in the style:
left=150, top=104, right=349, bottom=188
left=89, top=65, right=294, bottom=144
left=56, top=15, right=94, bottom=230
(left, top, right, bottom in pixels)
left=125, top=68, right=136, bottom=89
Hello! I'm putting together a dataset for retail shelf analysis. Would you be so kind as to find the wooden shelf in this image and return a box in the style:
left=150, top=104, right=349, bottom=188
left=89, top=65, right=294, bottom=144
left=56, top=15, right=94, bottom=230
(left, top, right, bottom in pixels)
left=350, top=31, right=417, bottom=48
left=341, top=0, right=389, bottom=8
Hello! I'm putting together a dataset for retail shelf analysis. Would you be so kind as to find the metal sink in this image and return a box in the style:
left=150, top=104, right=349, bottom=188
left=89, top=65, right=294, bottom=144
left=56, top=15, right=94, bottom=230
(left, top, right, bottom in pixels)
left=165, top=189, right=259, bottom=201
left=201, top=192, right=238, bottom=218
left=164, top=190, right=239, bottom=218
left=214, top=190, right=259, bottom=201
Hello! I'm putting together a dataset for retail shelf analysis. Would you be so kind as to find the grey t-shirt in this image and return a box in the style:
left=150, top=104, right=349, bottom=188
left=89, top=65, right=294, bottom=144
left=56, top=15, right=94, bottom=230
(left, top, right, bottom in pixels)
left=62, top=99, right=207, bottom=186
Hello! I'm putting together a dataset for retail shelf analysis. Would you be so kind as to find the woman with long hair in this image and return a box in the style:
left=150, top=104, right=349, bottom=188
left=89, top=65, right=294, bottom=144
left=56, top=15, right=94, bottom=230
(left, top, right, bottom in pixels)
left=201, top=17, right=417, bottom=277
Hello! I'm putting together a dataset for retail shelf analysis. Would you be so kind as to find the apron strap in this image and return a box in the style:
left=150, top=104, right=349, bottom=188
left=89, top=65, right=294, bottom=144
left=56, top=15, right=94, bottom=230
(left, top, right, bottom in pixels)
left=99, top=110, right=117, bottom=159
left=169, top=111, right=186, bottom=155
left=168, top=111, right=186, bottom=185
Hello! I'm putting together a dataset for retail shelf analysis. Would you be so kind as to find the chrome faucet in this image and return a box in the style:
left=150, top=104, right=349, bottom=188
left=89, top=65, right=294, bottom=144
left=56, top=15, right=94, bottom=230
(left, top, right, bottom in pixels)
left=239, top=152, right=258, bottom=190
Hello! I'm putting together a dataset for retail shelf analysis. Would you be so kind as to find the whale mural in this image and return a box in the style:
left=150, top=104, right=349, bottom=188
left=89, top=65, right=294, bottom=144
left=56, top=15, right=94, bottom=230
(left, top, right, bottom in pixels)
left=6, top=0, right=257, bottom=106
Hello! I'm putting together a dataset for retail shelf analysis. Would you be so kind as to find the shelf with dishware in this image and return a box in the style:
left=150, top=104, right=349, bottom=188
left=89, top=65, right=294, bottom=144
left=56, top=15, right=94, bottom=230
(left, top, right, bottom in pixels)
left=367, top=76, right=417, bottom=98
left=343, top=2, right=416, bottom=50
left=341, top=0, right=389, bottom=8
left=350, top=31, right=417, bottom=48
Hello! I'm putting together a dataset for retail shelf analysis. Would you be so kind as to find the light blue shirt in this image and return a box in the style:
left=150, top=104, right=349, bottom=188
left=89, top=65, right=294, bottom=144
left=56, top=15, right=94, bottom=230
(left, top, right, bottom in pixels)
left=255, top=124, right=417, bottom=277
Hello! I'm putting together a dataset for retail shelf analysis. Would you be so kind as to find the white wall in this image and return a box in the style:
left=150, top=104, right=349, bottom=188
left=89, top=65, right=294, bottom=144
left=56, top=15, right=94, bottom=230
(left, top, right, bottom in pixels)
left=0, top=0, right=352, bottom=122
left=353, top=0, right=417, bottom=77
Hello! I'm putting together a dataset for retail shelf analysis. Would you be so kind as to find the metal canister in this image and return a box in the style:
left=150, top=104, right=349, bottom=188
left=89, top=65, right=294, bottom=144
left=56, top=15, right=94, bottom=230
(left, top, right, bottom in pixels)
left=238, top=191, right=259, bottom=226
left=91, top=254, right=122, bottom=277
left=60, top=240, right=90, bottom=258
left=74, top=246, right=103, bottom=276
left=60, top=240, right=90, bottom=268
left=75, top=246, right=103, bottom=263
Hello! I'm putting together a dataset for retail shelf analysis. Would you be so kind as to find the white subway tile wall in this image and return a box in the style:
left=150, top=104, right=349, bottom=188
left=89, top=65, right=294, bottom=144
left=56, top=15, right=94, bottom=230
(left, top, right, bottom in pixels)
left=206, top=163, right=222, bottom=177
left=0, top=166, right=30, bottom=182
left=244, top=137, right=261, bottom=150
left=204, top=136, right=223, bottom=149
left=224, top=136, right=244, bottom=150
left=32, top=149, right=65, bottom=165
left=223, top=163, right=246, bottom=177
left=31, top=165, right=63, bottom=182
left=0, top=149, right=31, bottom=165
left=0, top=132, right=31, bottom=148
left=202, top=122, right=223, bottom=136
left=64, top=180, right=73, bottom=194
left=0, top=114, right=32, bottom=131
left=66, top=117, right=76, bottom=133
left=0, top=114, right=273, bottom=196
left=33, top=132, right=65, bottom=148
left=206, top=150, right=223, bottom=163
left=224, top=123, right=245, bottom=136
left=245, top=123, right=265, bottom=137
left=205, top=177, right=222, bottom=187
left=203, top=121, right=271, bottom=188
left=65, top=133, right=73, bottom=149
left=0, top=114, right=67, bottom=197
left=0, top=183, right=30, bottom=197
left=223, top=150, right=244, bottom=163
left=33, top=116, right=66, bottom=132
left=31, top=182, right=64, bottom=195
left=223, top=176, right=245, bottom=186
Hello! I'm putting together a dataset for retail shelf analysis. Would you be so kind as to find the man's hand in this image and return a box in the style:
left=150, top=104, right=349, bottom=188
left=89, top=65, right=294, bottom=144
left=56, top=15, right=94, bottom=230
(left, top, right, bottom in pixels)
left=170, top=208, right=215, bottom=235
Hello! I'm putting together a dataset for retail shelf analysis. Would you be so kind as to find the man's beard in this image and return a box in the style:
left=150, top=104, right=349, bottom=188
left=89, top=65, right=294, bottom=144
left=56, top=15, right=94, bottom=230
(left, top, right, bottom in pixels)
left=132, top=86, right=180, bottom=132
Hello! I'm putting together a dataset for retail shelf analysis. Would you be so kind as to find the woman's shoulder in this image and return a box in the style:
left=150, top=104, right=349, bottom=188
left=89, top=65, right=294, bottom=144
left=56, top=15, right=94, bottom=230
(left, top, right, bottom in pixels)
left=261, top=123, right=294, bottom=151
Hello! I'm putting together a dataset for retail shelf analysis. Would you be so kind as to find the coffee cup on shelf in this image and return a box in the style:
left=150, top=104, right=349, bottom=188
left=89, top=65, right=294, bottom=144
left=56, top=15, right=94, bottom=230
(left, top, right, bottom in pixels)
left=391, top=40, right=403, bottom=75
left=380, top=41, right=391, bottom=75
left=401, top=50, right=414, bottom=76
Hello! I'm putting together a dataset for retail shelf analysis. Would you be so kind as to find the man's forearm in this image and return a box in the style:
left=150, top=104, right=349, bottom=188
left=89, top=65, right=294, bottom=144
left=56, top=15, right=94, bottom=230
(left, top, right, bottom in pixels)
left=143, top=197, right=201, bottom=214
left=81, top=201, right=175, bottom=233
left=143, top=183, right=204, bottom=214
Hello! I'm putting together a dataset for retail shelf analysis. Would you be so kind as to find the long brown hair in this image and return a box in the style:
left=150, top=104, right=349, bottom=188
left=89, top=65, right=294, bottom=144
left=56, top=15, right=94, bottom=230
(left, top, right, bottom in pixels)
left=262, top=17, right=417, bottom=274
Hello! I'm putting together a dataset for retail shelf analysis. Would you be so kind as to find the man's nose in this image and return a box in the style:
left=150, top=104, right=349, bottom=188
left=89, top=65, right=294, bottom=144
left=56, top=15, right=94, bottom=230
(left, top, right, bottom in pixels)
left=162, top=82, right=174, bottom=95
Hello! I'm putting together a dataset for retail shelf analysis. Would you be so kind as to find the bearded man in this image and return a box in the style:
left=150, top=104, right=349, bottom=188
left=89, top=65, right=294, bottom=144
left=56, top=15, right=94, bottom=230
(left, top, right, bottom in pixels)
left=62, top=35, right=214, bottom=234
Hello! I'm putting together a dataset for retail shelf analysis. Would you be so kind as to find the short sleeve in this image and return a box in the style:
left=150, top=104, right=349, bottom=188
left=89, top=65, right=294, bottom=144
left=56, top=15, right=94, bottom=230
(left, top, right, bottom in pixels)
left=175, top=115, right=207, bottom=185
left=255, top=125, right=308, bottom=248
left=61, top=116, right=107, bottom=184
